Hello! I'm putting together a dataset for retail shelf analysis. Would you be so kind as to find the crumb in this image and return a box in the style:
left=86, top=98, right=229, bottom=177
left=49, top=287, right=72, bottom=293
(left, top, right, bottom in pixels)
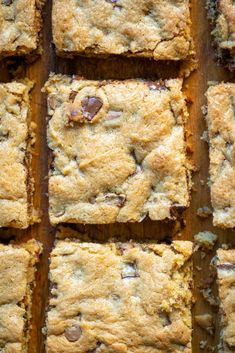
left=197, top=207, right=212, bottom=218
left=195, top=314, right=214, bottom=335
left=201, top=288, right=218, bottom=307
left=221, top=243, right=231, bottom=250
left=201, top=131, right=209, bottom=142
left=194, top=231, right=218, bottom=251
left=200, top=340, right=207, bottom=350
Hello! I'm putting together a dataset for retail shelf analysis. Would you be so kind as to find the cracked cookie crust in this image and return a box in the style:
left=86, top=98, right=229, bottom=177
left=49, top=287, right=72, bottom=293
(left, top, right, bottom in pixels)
left=0, top=0, right=44, bottom=57
left=206, top=83, right=235, bottom=228
left=0, top=240, right=41, bottom=353
left=217, top=249, right=235, bottom=353
left=0, top=81, right=34, bottom=228
left=46, top=239, right=193, bottom=353
left=52, top=0, right=193, bottom=60
left=44, top=75, right=190, bottom=225
left=207, top=0, right=235, bottom=67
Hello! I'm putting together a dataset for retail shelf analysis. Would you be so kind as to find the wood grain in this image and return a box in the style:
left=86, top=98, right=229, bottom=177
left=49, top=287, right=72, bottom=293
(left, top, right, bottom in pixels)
left=0, top=0, right=235, bottom=352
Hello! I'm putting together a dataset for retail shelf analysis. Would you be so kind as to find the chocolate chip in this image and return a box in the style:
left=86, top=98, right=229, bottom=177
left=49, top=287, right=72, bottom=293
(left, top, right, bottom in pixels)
left=217, top=263, right=235, bottom=271
left=159, top=312, right=171, bottom=327
left=121, top=261, right=139, bottom=279
left=0, top=131, right=9, bottom=141
left=2, top=0, right=13, bottom=5
left=81, top=96, right=103, bottom=121
left=49, top=282, right=58, bottom=298
left=69, top=90, right=78, bottom=102
left=48, top=94, right=62, bottom=110
left=87, top=342, right=102, bottom=353
left=64, top=324, right=82, bottom=342
left=148, top=80, right=168, bottom=91
left=105, top=193, right=126, bottom=207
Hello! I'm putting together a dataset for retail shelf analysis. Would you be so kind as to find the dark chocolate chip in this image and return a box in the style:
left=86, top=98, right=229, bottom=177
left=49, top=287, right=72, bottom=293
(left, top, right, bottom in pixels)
left=87, top=342, right=102, bottom=353
left=148, top=80, right=168, bottom=91
left=81, top=96, right=103, bottom=121
left=64, top=324, right=82, bottom=342
left=105, top=193, right=126, bottom=207
left=2, top=0, right=13, bottom=5
left=217, top=263, right=235, bottom=271
left=159, top=312, right=172, bottom=327
left=121, top=261, right=139, bottom=279
left=47, top=94, right=62, bottom=110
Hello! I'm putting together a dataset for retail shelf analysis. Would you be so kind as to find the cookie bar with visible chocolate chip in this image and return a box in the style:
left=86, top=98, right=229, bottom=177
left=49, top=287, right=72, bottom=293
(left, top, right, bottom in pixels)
left=52, top=0, right=193, bottom=60
left=0, top=0, right=44, bottom=57
left=0, top=80, right=33, bottom=228
left=208, top=0, right=235, bottom=67
left=44, top=74, right=190, bottom=225
left=206, top=83, right=235, bottom=228
left=46, top=239, right=193, bottom=353
left=0, top=240, right=41, bottom=353
left=217, top=249, right=235, bottom=352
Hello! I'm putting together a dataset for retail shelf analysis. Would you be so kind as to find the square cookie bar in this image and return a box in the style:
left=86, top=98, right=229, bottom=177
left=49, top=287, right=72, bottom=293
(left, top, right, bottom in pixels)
left=217, top=249, right=235, bottom=352
left=52, top=0, right=193, bottom=60
left=0, top=0, right=43, bottom=57
left=0, top=81, right=33, bottom=228
left=44, top=75, right=190, bottom=225
left=0, top=240, right=41, bottom=353
left=208, top=0, right=235, bottom=67
left=206, top=83, right=235, bottom=228
left=46, top=239, right=193, bottom=353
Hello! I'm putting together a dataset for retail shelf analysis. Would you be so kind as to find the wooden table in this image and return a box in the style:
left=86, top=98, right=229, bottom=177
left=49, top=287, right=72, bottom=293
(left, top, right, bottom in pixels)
left=0, top=1, right=235, bottom=352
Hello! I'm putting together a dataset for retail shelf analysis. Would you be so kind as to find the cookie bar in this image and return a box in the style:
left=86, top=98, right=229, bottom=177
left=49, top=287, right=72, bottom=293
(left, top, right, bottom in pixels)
left=52, top=0, right=193, bottom=60
left=46, top=239, right=193, bottom=353
left=0, top=0, right=43, bottom=57
left=208, top=0, right=235, bottom=67
left=217, top=249, right=235, bottom=352
left=44, top=75, right=190, bottom=225
left=206, top=83, right=235, bottom=228
left=0, top=240, right=41, bottom=353
left=0, top=81, right=33, bottom=228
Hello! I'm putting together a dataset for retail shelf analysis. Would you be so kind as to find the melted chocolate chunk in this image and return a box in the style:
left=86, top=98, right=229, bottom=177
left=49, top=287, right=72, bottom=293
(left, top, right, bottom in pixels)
left=81, top=96, right=103, bottom=121
left=217, top=263, right=235, bottom=271
left=121, top=261, right=139, bottom=279
left=105, top=193, right=126, bottom=207
left=2, top=0, right=13, bottom=5
left=148, top=80, right=168, bottom=91
left=64, top=324, right=82, bottom=342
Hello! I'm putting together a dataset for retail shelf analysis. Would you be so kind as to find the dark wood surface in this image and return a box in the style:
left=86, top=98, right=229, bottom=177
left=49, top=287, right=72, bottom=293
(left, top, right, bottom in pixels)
left=0, top=1, right=235, bottom=352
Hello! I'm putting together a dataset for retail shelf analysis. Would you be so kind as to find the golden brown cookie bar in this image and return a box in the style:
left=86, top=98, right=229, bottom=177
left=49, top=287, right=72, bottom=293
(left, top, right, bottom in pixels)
left=0, top=81, right=33, bottom=228
left=44, top=75, right=190, bottom=225
left=52, top=0, right=193, bottom=60
left=46, top=239, right=193, bottom=353
left=208, top=0, right=235, bottom=67
left=206, top=83, right=235, bottom=228
left=217, top=249, right=235, bottom=352
left=0, top=240, right=41, bottom=353
left=0, top=0, right=43, bottom=57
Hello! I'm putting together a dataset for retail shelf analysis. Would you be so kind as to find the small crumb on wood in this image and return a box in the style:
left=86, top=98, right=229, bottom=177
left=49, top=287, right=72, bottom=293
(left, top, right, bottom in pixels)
left=197, top=207, right=212, bottom=218
left=195, top=314, right=214, bottom=335
left=194, top=231, right=218, bottom=251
